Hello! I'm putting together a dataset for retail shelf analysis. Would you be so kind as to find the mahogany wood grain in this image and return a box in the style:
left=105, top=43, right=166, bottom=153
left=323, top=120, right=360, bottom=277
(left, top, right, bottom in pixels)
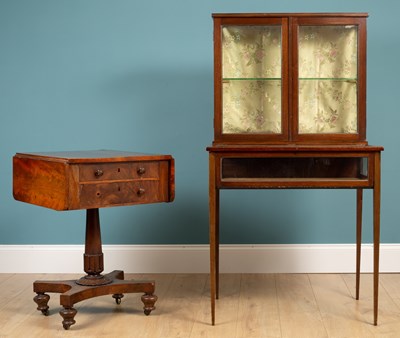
left=208, top=145, right=382, bottom=327
left=212, top=14, right=368, bottom=145
left=13, top=150, right=175, bottom=330
left=208, top=12, right=383, bottom=328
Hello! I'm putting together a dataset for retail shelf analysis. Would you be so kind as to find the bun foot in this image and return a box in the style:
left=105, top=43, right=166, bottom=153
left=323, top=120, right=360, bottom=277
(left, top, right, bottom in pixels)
left=141, top=293, right=158, bottom=315
left=60, top=307, right=77, bottom=330
left=33, top=293, right=50, bottom=316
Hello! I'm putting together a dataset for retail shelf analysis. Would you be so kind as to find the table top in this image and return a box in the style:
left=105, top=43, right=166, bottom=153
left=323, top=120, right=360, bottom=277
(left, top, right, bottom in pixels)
left=13, top=150, right=175, bottom=210
left=14, top=150, right=173, bottom=163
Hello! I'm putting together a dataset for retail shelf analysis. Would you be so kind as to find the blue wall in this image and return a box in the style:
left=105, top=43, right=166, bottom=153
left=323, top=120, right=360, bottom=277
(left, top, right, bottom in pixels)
left=0, top=0, right=398, bottom=245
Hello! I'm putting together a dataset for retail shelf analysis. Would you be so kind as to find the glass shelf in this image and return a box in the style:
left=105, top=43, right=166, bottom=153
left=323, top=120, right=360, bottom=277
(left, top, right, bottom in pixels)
left=223, top=78, right=281, bottom=81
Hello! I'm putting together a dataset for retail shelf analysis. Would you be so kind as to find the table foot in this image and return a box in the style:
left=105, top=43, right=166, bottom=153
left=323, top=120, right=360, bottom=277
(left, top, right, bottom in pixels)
left=60, top=306, right=77, bottom=330
left=142, top=293, right=158, bottom=315
left=33, top=292, right=50, bottom=316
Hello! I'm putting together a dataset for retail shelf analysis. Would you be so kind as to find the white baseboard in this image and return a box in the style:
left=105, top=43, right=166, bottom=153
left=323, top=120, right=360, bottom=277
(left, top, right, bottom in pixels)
left=0, top=244, right=399, bottom=274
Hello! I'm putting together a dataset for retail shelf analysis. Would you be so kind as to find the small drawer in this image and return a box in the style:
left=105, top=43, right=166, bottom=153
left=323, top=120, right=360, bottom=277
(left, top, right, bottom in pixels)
left=79, top=162, right=160, bottom=182
left=79, top=180, right=163, bottom=208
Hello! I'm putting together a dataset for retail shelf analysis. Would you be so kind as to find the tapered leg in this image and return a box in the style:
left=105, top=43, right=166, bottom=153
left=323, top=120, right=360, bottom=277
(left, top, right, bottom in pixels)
left=373, top=152, right=381, bottom=326
left=215, top=190, right=220, bottom=300
left=209, top=153, right=219, bottom=325
left=356, top=188, right=363, bottom=300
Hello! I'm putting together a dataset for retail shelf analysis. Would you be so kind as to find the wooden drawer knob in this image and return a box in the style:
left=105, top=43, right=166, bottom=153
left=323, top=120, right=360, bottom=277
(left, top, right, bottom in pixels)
left=94, top=169, right=104, bottom=177
left=137, top=188, right=145, bottom=196
left=137, top=167, right=146, bottom=175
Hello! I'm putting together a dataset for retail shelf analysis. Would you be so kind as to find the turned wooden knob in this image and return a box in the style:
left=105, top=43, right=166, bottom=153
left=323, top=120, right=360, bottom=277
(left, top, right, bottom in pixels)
left=137, top=167, right=146, bottom=175
left=94, top=169, right=103, bottom=177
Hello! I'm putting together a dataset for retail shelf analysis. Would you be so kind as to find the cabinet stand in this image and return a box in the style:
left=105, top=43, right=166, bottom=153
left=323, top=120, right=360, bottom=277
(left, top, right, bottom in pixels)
left=208, top=12, right=383, bottom=328
left=33, top=208, right=157, bottom=330
left=208, top=145, right=382, bottom=326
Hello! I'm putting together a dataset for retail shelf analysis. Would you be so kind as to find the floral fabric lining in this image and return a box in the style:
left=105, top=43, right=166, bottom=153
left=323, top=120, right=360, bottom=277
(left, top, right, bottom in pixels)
left=298, top=25, right=358, bottom=133
left=221, top=25, right=358, bottom=135
left=223, top=80, right=281, bottom=133
left=222, top=25, right=282, bottom=134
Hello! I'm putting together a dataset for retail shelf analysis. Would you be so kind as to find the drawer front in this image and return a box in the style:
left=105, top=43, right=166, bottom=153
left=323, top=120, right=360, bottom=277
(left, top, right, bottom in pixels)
left=79, top=180, right=163, bottom=208
left=79, top=162, right=160, bottom=182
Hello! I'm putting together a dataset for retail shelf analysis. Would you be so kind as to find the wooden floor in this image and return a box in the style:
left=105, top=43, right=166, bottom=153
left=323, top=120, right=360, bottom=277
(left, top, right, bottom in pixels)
left=1, top=273, right=400, bottom=337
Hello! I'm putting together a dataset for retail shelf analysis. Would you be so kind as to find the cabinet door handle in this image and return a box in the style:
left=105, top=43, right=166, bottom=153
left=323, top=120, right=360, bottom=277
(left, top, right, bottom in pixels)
left=137, top=167, right=146, bottom=175
left=94, top=169, right=104, bottom=177
left=137, top=188, right=145, bottom=196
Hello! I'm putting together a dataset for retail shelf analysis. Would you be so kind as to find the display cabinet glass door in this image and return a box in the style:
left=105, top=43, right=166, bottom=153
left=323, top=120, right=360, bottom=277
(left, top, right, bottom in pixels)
left=292, top=18, right=366, bottom=143
left=222, top=25, right=282, bottom=134
left=215, top=16, right=366, bottom=144
left=220, top=21, right=287, bottom=139
left=298, top=25, right=358, bottom=134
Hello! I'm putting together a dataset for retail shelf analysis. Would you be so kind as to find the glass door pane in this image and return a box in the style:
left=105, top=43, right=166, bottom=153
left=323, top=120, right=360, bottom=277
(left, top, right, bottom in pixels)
left=298, top=25, right=358, bottom=134
left=222, top=25, right=282, bottom=134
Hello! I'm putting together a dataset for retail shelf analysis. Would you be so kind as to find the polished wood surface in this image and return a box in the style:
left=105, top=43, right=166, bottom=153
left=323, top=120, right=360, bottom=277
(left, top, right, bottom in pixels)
left=212, top=13, right=369, bottom=18
left=12, top=150, right=175, bottom=329
left=212, top=13, right=368, bottom=145
left=208, top=145, right=382, bottom=326
left=209, top=12, right=383, bottom=327
left=1, top=273, right=400, bottom=337
left=13, top=150, right=174, bottom=210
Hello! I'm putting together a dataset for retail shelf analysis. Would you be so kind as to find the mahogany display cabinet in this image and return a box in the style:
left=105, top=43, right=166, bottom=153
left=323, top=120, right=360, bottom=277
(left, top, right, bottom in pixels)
left=207, top=13, right=383, bottom=326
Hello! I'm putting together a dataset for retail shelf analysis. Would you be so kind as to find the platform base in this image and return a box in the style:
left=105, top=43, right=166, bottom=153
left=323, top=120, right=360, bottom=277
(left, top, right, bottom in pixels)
left=33, top=270, right=157, bottom=330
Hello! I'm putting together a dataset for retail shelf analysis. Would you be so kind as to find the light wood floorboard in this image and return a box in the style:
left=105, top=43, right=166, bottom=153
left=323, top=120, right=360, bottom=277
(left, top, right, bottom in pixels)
left=1, top=273, right=400, bottom=337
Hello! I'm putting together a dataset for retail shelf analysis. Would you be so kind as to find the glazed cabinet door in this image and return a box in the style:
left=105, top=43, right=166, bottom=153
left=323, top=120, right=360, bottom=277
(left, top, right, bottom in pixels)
left=292, top=16, right=367, bottom=143
left=213, top=16, right=289, bottom=144
left=213, top=14, right=367, bottom=145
